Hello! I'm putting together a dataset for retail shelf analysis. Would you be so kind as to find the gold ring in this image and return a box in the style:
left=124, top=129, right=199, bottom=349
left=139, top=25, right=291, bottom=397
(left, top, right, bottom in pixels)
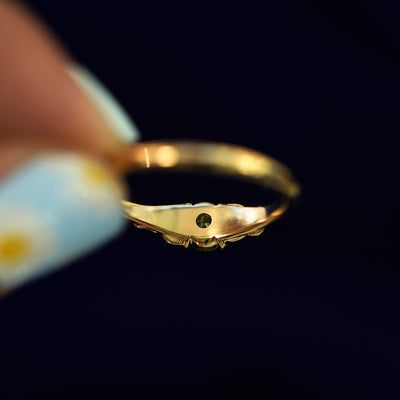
left=117, top=141, right=301, bottom=250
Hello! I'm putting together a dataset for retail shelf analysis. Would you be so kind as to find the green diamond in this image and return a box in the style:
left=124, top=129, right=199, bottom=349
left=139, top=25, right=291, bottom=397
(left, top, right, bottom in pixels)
left=196, top=213, right=212, bottom=228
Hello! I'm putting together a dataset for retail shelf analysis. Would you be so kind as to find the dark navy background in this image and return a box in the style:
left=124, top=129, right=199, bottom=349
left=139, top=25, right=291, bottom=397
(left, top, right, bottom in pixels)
left=0, top=1, right=399, bottom=398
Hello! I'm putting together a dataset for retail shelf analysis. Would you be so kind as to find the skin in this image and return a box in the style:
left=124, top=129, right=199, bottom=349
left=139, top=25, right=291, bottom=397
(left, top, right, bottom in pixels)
left=0, top=0, right=127, bottom=180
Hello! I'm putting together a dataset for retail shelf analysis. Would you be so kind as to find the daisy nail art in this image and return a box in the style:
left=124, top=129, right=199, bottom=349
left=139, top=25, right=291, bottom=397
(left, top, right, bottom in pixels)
left=0, top=153, right=127, bottom=293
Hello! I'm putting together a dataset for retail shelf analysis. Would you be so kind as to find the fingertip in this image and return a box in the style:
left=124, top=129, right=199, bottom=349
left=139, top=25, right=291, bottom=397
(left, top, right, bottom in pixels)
left=67, top=64, right=141, bottom=144
left=0, top=1, right=139, bottom=159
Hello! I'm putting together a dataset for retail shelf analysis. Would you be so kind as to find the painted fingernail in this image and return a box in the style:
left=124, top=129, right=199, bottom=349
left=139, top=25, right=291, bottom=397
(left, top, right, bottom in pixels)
left=0, top=153, right=127, bottom=292
left=67, top=64, right=140, bottom=143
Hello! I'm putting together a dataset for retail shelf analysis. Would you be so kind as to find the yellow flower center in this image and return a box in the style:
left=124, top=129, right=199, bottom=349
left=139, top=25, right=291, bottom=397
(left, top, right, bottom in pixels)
left=0, top=233, right=31, bottom=267
left=82, top=160, right=113, bottom=186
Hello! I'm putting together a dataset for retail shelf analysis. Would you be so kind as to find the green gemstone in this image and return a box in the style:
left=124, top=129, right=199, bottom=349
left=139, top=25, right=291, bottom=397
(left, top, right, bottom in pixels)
left=196, top=213, right=212, bottom=228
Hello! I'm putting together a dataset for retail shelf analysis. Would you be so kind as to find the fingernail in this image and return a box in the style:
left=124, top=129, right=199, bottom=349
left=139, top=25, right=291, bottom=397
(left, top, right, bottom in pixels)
left=0, top=153, right=127, bottom=292
left=67, top=64, right=140, bottom=143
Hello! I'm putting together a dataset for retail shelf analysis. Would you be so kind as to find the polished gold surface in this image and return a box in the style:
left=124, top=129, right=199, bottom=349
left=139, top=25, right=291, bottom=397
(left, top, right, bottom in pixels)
left=120, top=141, right=300, bottom=250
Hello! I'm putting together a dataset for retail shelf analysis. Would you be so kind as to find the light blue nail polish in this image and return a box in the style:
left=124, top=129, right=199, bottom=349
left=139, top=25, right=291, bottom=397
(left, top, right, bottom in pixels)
left=0, top=153, right=126, bottom=291
left=67, top=64, right=140, bottom=143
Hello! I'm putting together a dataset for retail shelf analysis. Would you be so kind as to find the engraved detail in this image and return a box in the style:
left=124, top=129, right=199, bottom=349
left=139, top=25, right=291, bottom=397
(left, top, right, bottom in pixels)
left=163, top=234, right=187, bottom=246
left=215, top=237, right=226, bottom=249
left=132, top=222, right=158, bottom=234
left=248, top=228, right=265, bottom=237
left=226, top=234, right=247, bottom=243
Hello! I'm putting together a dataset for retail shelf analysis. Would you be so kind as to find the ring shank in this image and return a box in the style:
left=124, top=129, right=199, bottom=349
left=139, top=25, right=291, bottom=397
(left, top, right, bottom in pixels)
left=116, top=141, right=301, bottom=199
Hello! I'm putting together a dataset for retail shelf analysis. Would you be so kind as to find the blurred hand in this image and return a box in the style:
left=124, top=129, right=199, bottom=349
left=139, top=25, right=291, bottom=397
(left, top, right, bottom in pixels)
left=0, top=1, right=139, bottom=295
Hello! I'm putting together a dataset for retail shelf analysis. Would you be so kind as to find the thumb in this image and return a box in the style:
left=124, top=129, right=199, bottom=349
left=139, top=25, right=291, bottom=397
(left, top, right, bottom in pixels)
left=0, top=1, right=139, bottom=172
left=0, top=1, right=140, bottom=295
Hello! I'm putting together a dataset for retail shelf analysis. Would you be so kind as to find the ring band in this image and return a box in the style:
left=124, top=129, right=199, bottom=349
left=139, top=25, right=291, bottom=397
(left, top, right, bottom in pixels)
left=118, top=141, right=301, bottom=250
